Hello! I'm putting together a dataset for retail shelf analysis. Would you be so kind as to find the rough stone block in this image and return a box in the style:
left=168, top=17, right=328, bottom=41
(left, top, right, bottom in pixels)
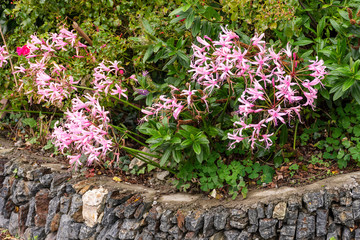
left=331, top=205, right=354, bottom=228
left=185, top=210, right=203, bottom=232
left=82, top=187, right=108, bottom=227
left=303, top=192, right=324, bottom=213
left=259, top=218, right=278, bottom=239
left=296, top=212, right=315, bottom=239
left=316, top=209, right=328, bottom=237
left=34, top=189, right=50, bottom=227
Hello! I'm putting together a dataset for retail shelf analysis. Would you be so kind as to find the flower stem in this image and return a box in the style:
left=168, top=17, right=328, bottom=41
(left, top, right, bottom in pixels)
left=0, top=109, right=63, bottom=115
left=293, top=120, right=299, bottom=150
left=72, top=85, right=141, bottom=111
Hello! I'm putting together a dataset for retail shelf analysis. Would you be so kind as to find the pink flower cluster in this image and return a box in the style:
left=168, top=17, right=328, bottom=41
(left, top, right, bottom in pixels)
left=0, top=45, right=9, bottom=68
left=51, top=94, right=113, bottom=168
left=190, top=26, right=326, bottom=149
left=16, top=45, right=30, bottom=56
left=12, top=27, right=87, bottom=106
left=140, top=84, right=207, bottom=122
left=91, top=61, right=127, bottom=99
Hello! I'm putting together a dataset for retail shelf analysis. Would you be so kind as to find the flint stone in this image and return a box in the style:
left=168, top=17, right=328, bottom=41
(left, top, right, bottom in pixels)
left=342, top=227, right=353, bottom=240
left=259, top=218, right=278, bottom=239
left=69, top=194, right=83, bottom=222
left=355, top=229, right=360, bottom=239
left=0, top=214, right=9, bottom=228
left=184, top=231, right=197, bottom=239
left=107, top=191, right=132, bottom=208
left=280, top=225, right=296, bottom=238
left=209, top=231, right=225, bottom=240
left=160, top=210, right=173, bottom=232
left=203, top=211, right=215, bottom=237
left=238, top=231, right=251, bottom=240
left=45, top=196, right=60, bottom=234
left=352, top=200, right=360, bottom=220
left=101, top=206, right=117, bottom=226
left=26, top=167, right=51, bottom=181
left=326, top=232, right=337, bottom=240
left=68, top=222, right=82, bottom=239
left=135, top=202, right=149, bottom=220
left=122, top=218, right=141, bottom=231
left=248, top=208, right=258, bottom=225
left=136, top=231, right=154, bottom=240
left=0, top=177, right=11, bottom=198
left=26, top=197, right=36, bottom=227
left=119, top=229, right=137, bottom=239
left=169, top=226, right=183, bottom=240
left=50, top=213, right=60, bottom=232
left=265, top=203, right=274, bottom=218
left=352, top=186, right=360, bottom=199
left=324, top=190, right=340, bottom=209
left=340, top=196, right=352, bottom=207
left=24, top=226, right=46, bottom=240
left=4, top=199, right=14, bottom=219
left=35, top=189, right=51, bottom=227
left=273, top=202, right=287, bottom=220
left=229, top=209, right=248, bottom=230
left=78, top=223, right=96, bottom=239
left=303, top=192, right=324, bottom=213
left=39, top=174, right=53, bottom=188
left=316, top=209, right=328, bottom=237
left=247, top=224, right=258, bottom=233
left=257, top=204, right=265, bottom=219
left=66, top=184, right=76, bottom=194
left=285, top=208, right=298, bottom=225
left=59, top=196, right=71, bottom=214
left=12, top=180, right=40, bottom=205
left=9, top=212, right=19, bottom=237
left=224, top=230, right=240, bottom=240
left=82, top=187, right=108, bottom=227
left=296, top=212, right=315, bottom=239
left=124, top=196, right=143, bottom=218
left=56, top=214, right=72, bottom=240
left=45, top=232, right=57, bottom=240
left=18, top=203, right=29, bottom=235
left=332, top=205, right=354, bottom=228
left=214, top=208, right=229, bottom=230
left=185, top=210, right=203, bottom=232
left=50, top=173, right=70, bottom=197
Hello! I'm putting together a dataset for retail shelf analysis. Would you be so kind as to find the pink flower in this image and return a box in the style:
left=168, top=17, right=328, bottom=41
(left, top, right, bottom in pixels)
left=16, top=45, right=30, bottom=56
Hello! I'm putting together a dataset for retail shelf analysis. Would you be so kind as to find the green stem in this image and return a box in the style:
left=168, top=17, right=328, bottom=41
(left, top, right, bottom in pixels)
left=109, top=123, right=146, bottom=140
left=110, top=124, right=147, bottom=147
left=0, top=109, right=63, bottom=116
left=123, top=147, right=176, bottom=174
left=121, top=145, right=161, bottom=158
left=72, top=85, right=142, bottom=111
left=293, top=120, right=299, bottom=150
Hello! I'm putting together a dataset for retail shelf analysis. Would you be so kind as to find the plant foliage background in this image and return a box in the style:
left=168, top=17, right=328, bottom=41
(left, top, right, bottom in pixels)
left=0, top=0, right=360, bottom=198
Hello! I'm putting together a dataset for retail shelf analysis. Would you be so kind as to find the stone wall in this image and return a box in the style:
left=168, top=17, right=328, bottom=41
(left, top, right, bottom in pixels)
left=1, top=156, right=360, bottom=240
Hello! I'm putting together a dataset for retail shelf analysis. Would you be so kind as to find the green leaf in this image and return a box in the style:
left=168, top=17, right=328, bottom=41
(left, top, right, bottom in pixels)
left=193, top=142, right=201, bottom=155
left=279, top=124, right=288, bottom=146
left=342, top=77, right=355, bottom=92
left=181, top=125, right=201, bottom=134
left=293, top=39, right=313, bottom=46
left=185, top=10, right=194, bottom=29
left=191, top=17, right=201, bottom=37
left=142, top=19, right=154, bottom=35
left=317, top=16, right=326, bottom=37
left=146, top=93, right=153, bottom=106
left=169, top=6, right=185, bottom=16
left=22, top=118, right=37, bottom=128
left=172, top=150, right=182, bottom=163
left=330, top=19, right=343, bottom=35
left=333, top=88, right=345, bottom=101
left=181, top=139, right=193, bottom=147
left=160, top=148, right=172, bottom=166
left=143, top=46, right=153, bottom=63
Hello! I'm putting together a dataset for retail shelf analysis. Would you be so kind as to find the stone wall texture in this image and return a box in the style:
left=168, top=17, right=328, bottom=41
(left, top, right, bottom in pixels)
left=1, top=155, right=360, bottom=239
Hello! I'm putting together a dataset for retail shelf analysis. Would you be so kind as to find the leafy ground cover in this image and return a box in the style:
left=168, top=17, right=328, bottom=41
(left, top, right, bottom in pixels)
left=1, top=0, right=360, bottom=199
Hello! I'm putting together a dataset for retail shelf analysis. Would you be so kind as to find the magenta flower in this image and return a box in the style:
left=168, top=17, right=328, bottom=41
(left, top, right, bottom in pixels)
left=16, top=45, right=30, bottom=56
